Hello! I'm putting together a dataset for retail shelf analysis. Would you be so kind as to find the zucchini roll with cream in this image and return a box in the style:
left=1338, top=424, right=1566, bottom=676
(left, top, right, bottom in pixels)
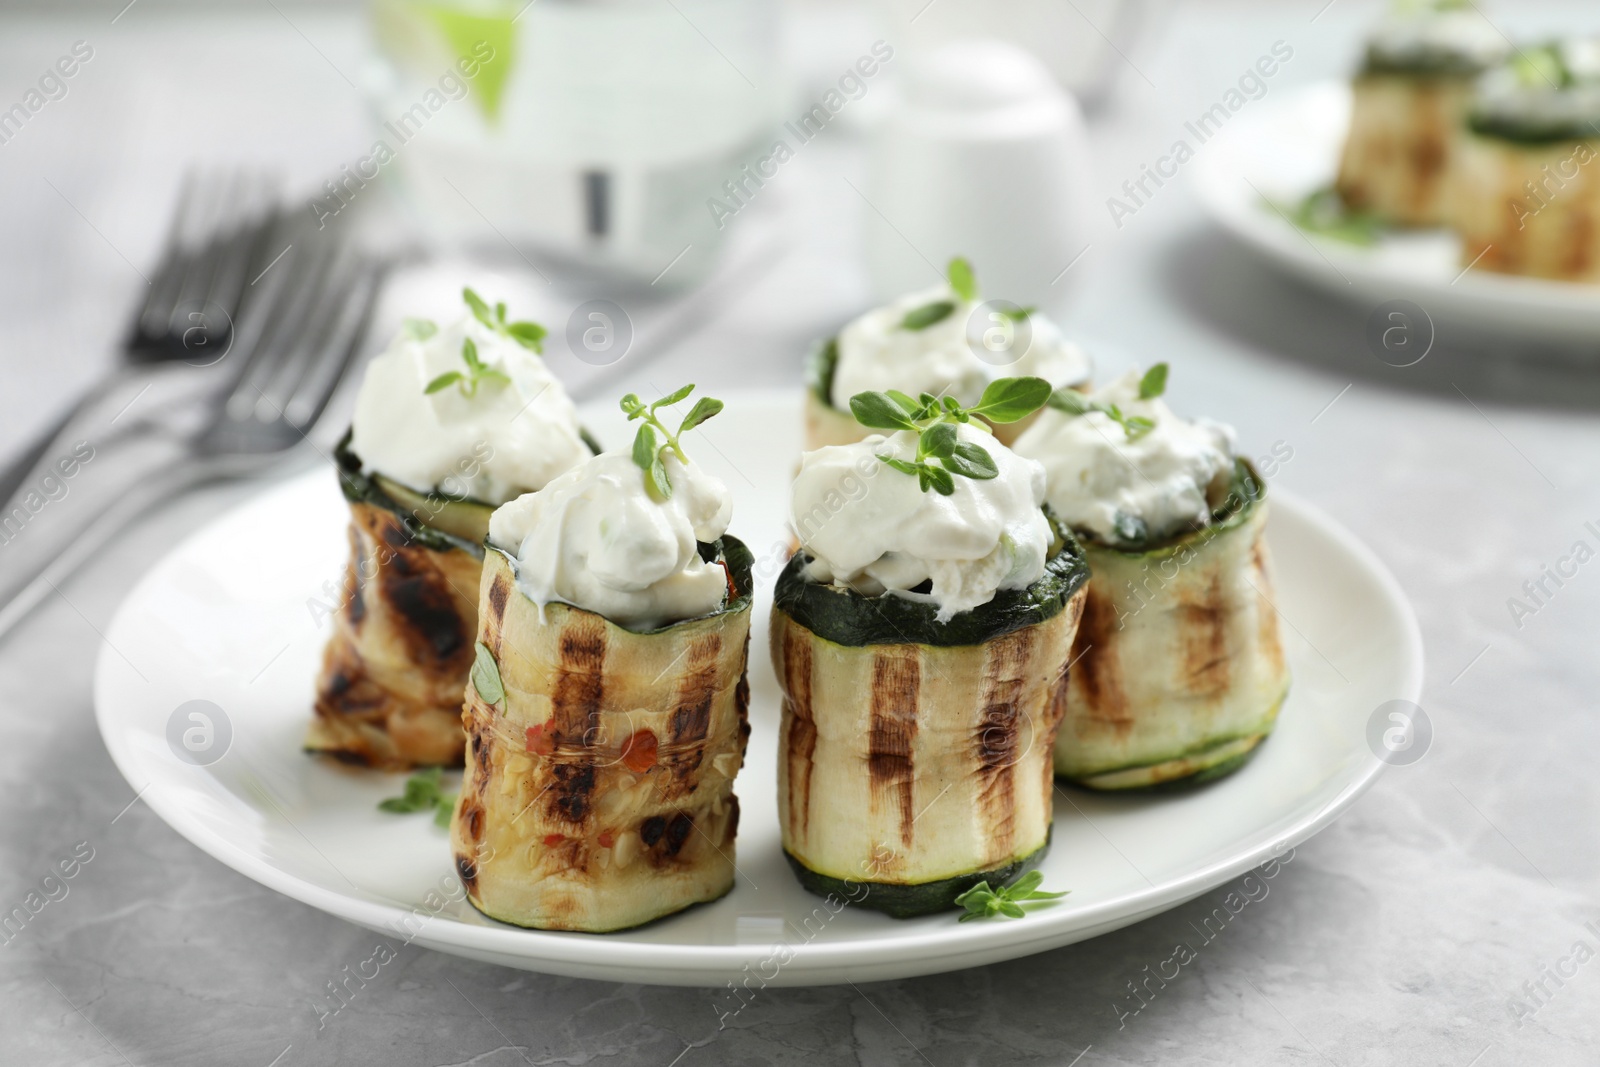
left=774, top=379, right=1089, bottom=917
left=452, top=387, right=752, bottom=933
left=1014, top=366, right=1289, bottom=790
left=1335, top=0, right=1506, bottom=225
left=806, top=258, right=1090, bottom=450
left=1450, top=41, right=1600, bottom=282
left=308, top=290, right=594, bottom=770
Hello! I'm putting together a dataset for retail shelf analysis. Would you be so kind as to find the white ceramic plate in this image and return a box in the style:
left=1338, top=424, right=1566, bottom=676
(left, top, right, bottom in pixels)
left=95, top=391, right=1422, bottom=987
left=1193, top=81, right=1600, bottom=341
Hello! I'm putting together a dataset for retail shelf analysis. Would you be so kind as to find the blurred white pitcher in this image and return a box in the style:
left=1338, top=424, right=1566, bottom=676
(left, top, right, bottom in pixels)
left=865, top=40, right=1094, bottom=309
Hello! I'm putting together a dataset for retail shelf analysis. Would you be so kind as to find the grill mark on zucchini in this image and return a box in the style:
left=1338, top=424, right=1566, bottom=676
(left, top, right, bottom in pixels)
left=1073, top=585, right=1131, bottom=734
left=867, top=652, right=919, bottom=848
left=1179, top=573, right=1230, bottom=697
left=1252, top=536, right=1287, bottom=679
left=455, top=854, right=478, bottom=894
left=975, top=629, right=1035, bottom=852
left=662, top=633, right=722, bottom=798
left=781, top=627, right=818, bottom=841
left=379, top=539, right=471, bottom=666
left=547, top=621, right=607, bottom=826
left=346, top=525, right=366, bottom=626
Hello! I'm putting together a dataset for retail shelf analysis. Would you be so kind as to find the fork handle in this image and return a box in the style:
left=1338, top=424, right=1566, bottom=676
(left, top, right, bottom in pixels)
left=0, top=426, right=198, bottom=644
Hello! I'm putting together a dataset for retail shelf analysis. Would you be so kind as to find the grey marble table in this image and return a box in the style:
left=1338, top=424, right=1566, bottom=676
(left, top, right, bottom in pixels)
left=3, top=2, right=1598, bottom=1065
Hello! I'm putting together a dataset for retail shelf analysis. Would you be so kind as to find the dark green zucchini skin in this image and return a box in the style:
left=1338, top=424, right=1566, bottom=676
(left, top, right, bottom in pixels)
left=773, top=511, right=1090, bottom=648
left=784, top=833, right=1051, bottom=918
left=333, top=428, right=602, bottom=557
left=1467, top=113, right=1600, bottom=146
left=807, top=335, right=840, bottom=410
left=1359, top=48, right=1493, bottom=80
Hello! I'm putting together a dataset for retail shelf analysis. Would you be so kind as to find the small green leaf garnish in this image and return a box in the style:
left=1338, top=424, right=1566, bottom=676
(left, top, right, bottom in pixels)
left=972, top=377, right=1053, bottom=424
left=620, top=385, right=723, bottom=500
left=899, top=300, right=956, bottom=331
left=424, top=371, right=464, bottom=394
left=1138, top=362, right=1169, bottom=400
left=378, top=767, right=457, bottom=829
left=462, top=287, right=547, bottom=353
left=954, top=870, right=1068, bottom=922
left=403, top=317, right=439, bottom=340
left=1000, top=306, right=1034, bottom=323
left=1511, top=43, right=1573, bottom=90
left=1046, top=367, right=1171, bottom=442
left=947, top=256, right=978, bottom=302
left=853, top=377, right=1050, bottom=494
left=471, top=641, right=505, bottom=706
left=1266, top=186, right=1384, bottom=246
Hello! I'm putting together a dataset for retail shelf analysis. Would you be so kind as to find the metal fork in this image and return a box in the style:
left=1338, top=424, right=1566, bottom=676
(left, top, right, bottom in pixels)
left=0, top=170, right=280, bottom=504
left=0, top=215, right=386, bottom=641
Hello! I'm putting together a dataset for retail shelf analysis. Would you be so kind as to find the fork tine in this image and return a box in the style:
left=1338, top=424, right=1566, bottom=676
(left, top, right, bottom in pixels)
left=226, top=231, right=338, bottom=421
left=199, top=172, right=280, bottom=343
left=134, top=168, right=208, bottom=344
left=257, top=238, right=361, bottom=418
left=285, top=252, right=386, bottom=430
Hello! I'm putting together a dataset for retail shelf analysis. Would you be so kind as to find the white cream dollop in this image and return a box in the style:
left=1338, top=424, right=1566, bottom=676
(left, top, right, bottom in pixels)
left=1366, top=7, right=1507, bottom=70
left=350, top=314, right=590, bottom=504
left=830, top=283, right=1091, bottom=410
left=792, top=421, right=1051, bottom=621
left=488, top=452, right=733, bottom=630
left=1013, top=370, right=1236, bottom=548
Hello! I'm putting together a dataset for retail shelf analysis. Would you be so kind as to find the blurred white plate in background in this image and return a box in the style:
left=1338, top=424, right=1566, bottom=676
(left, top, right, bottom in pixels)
left=95, top=391, right=1421, bottom=987
left=1194, top=82, right=1600, bottom=341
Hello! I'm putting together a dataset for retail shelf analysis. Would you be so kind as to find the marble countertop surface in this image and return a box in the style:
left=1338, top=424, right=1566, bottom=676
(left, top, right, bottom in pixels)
left=2, top=1, right=1598, bottom=1064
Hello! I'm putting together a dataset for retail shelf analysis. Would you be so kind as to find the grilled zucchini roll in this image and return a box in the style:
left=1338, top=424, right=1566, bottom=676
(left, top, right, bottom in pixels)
left=1450, top=41, right=1600, bottom=282
left=453, top=387, right=752, bottom=933
left=308, top=291, right=593, bottom=770
left=806, top=258, right=1090, bottom=451
left=1335, top=0, right=1506, bottom=226
left=775, top=379, right=1090, bottom=917
left=1014, top=366, right=1289, bottom=790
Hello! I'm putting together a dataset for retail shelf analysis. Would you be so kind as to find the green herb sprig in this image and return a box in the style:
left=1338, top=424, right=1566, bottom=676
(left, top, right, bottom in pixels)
left=899, top=256, right=979, bottom=331
left=378, top=767, right=457, bottom=829
left=1046, top=363, right=1169, bottom=441
left=849, top=377, right=1051, bottom=495
left=463, top=287, right=547, bottom=352
left=954, top=870, right=1069, bottom=921
left=620, top=385, right=724, bottom=501
left=1510, top=43, right=1574, bottom=90
left=953, top=870, right=1068, bottom=921
left=1266, top=186, right=1384, bottom=246
left=425, top=337, right=509, bottom=398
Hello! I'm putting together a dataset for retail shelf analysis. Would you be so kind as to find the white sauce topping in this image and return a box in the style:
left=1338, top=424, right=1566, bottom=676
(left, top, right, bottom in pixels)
left=830, top=283, right=1091, bottom=410
left=1473, top=38, right=1600, bottom=131
left=488, top=452, right=733, bottom=630
left=350, top=315, right=590, bottom=504
left=1013, top=370, right=1236, bottom=547
left=792, top=421, right=1050, bottom=621
left=1367, top=7, right=1507, bottom=69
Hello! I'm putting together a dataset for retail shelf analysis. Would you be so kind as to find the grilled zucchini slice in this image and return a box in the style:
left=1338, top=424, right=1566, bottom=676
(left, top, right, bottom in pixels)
left=1052, top=460, right=1291, bottom=790
left=772, top=516, right=1089, bottom=917
left=452, top=538, right=753, bottom=933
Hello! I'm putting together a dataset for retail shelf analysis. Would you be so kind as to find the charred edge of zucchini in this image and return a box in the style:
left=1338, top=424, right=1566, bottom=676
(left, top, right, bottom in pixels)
left=1084, top=458, right=1265, bottom=561
left=783, top=833, right=1051, bottom=918
left=1067, top=727, right=1281, bottom=793
left=807, top=335, right=841, bottom=411
left=333, top=429, right=602, bottom=558
left=774, top=510, right=1090, bottom=648
left=1465, top=114, right=1600, bottom=146
left=1358, top=49, right=1493, bottom=80
left=486, top=533, right=755, bottom=636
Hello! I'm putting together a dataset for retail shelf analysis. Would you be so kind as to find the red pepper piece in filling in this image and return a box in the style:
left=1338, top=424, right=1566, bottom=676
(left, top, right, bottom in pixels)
left=525, top=722, right=554, bottom=755
left=620, top=728, right=658, bottom=773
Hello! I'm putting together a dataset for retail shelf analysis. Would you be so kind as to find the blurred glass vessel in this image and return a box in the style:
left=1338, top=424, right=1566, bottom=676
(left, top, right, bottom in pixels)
left=365, top=0, right=780, bottom=288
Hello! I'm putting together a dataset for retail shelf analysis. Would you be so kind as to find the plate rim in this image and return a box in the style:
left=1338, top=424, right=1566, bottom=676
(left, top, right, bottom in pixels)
left=93, top=399, right=1424, bottom=987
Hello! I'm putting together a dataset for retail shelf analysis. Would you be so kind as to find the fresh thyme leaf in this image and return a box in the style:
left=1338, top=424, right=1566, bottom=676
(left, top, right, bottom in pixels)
left=945, top=441, right=998, bottom=480
left=403, top=317, right=438, bottom=340
left=878, top=455, right=921, bottom=476
left=495, top=301, right=507, bottom=323
left=947, top=257, right=978, bottom=302
left=1270, top=186, right=1383, bottom=246
left=900, top=300, right=956, bottom=331
left=922, top=465, right=956, bottom=495
left=378, top=766, right=457, bottom=830
left=1138, top=362, right=1169, bottom=400
left=461, top=337, right=482, bottom=371
left=462, top=287, right=494, bottom=328
left=921, top=421, right=959, bottom=459
left=1000, top=306, right=1035, bottom=323
left=654, top=383, right=695, bottom=408
left=1123, top=415, right=1156, bottom=440
left=1047, top=387, right=1092, bottom=416
left=851, top=392, right=921, bottom=432
left=955, top=871, right=1069, bottom=921
left=505, top=321, right=546, bottom=353
left=424, top=371, right=463, bottom=394
left=632, top=423, right=658, bottom=473
left=886, top=390, right=921, bottom=416
left=472, top=641, right=505, bottom=706
left=972, top=376, right=1052, bottom=423
left=646, top=452, right=672, bottom=501
left=679, top=396, right=724, bottom=434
